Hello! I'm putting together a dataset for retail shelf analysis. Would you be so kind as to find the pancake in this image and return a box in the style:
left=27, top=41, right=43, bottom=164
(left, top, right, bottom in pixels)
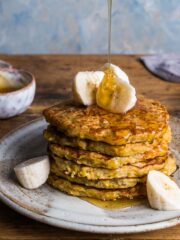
left=49, top=143, right=168, bottom=169
left=50, top=154, right=176, bottom=189
left=43, top=96, right=169, bottom=145
left=50, top=153, right=170, bottom=180
left=44, top=126, right=171, bottom=157
left=51, top=166, right=143, bottom=188
left=48, top=174, right=146, bottom=200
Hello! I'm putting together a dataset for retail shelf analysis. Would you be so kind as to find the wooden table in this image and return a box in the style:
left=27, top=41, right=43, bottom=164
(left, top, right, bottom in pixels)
left=0, top=55, right=180, bottom=240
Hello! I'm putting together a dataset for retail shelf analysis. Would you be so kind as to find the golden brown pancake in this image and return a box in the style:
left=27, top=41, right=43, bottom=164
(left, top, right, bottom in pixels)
left=50, top=153, right=172, bottom=180
left=50, top=154, right=176, bottom=189
left=51, top=167, right=143, bottom=188
left=49, top=143, right=168, bottom=169
left=44, top=126, right=171, bottom=157
left=43, top=96, right=169, bottom=145
left=48, top=174, right=147, bottom=200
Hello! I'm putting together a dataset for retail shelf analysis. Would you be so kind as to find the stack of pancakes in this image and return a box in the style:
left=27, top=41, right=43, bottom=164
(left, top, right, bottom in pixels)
left=43, top=96, right=176, bottom=201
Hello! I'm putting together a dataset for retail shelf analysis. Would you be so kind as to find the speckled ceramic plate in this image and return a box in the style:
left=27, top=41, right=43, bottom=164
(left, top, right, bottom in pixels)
left=0, top=117, right=180, bottom=234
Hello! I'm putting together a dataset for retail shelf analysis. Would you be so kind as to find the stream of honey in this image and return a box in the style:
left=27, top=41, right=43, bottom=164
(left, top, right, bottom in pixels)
left=107, top=0, right=112, bottom=65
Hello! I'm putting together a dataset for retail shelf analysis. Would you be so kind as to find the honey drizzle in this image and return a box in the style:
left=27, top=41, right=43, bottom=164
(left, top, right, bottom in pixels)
left=81, top=197, right=147, bottom=209
left=107, top=0, right=112, bottom=65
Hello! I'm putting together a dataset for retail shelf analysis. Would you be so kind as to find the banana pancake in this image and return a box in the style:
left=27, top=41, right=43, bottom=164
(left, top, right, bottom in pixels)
left=51, top=166, right=143, bottom=188
left=50, top=154, right=176, bottom=189
left=44, top=126, right=171, bottom=157
left=50, top=154, right=171, bottom=180
left=43, top=96, right=169, bottom=145
left=48, top=174, right=147, bottom=200
left=48, top=143, right=168, bottom=169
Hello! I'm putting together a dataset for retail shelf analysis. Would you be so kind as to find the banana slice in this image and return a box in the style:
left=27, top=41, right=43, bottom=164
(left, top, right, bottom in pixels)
left=14, top=156, right=50, bottom=189
left=101, top=63, right=129, bottom=83
left=147, top=170, right=180, bottom=211
left=72, top=71, right=104, bottom=106
left=96, top=70, right=136, bottom=113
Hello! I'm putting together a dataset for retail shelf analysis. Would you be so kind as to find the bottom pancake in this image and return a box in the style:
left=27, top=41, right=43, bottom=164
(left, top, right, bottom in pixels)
left=48, top=174, right=147, bottom=201
left=50, top=154, right=176, bottom=189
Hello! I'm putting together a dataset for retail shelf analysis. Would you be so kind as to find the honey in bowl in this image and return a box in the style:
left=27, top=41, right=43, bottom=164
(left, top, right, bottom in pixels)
left=0, top=73, right=23, bottom=93
left=0, top=87, right=21, bottom=93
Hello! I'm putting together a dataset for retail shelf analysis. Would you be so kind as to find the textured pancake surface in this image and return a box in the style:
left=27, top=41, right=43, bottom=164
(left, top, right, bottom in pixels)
left=43, top=96, right=169, bottom=145
left=44, top=126, right=171, bottom=157
left=50, top=154, right=176, bottom=189
left=49, top=143, right=168, bottom=169
left=48, top=174, right=146, bottom=200
left=50, top=153, right=172, bottom=180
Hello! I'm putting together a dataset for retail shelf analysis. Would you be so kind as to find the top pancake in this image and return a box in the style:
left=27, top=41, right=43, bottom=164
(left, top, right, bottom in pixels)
left=43, top=96, right=169, bottom=145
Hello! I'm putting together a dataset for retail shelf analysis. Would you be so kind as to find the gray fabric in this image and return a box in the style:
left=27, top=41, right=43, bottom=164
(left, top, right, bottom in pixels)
left=140, top=55, right=180, bottom=83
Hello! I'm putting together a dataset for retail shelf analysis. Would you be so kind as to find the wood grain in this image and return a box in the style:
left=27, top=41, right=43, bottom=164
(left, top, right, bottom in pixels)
left=0, top=54, right=180, bottom=240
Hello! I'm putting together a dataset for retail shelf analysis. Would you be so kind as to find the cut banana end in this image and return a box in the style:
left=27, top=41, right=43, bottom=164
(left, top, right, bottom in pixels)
left=14, top=156, right=50, bottom=189
left=147, top=170, right=180, bottom=211
left=96, top=72, right=136, bottom=113
left=72, top=71, right=104, bottom=106
left=101, top=63, right=129, bottom=83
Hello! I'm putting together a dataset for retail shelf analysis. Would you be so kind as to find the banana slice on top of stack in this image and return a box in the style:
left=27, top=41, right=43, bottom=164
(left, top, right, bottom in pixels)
left=73, top=63, right=136, bottom=113
left=72, top=71, right=104, bottom=106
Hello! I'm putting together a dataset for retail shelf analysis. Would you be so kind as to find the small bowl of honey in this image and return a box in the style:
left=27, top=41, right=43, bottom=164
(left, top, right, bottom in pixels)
left=0, top=61, right=36, bottom=119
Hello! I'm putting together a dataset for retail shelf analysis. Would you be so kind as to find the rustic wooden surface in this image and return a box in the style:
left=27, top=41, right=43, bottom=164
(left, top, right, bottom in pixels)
left=0, top=55, right=180, bottom=240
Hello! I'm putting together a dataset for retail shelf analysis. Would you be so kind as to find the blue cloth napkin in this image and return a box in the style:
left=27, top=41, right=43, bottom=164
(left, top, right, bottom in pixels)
left=140, top=54, right=180, bottom=83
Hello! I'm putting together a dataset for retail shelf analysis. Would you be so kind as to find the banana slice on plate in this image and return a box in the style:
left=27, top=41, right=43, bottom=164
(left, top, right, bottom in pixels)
left=14, top=156, right=50, bottom=189
left=72, top=71, right=104, bottom=106
left=147, top=170, right=180, bottom=211
left=96, top=69, right=136, bottom=113
left=101, top=63, right=129, bottom=83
